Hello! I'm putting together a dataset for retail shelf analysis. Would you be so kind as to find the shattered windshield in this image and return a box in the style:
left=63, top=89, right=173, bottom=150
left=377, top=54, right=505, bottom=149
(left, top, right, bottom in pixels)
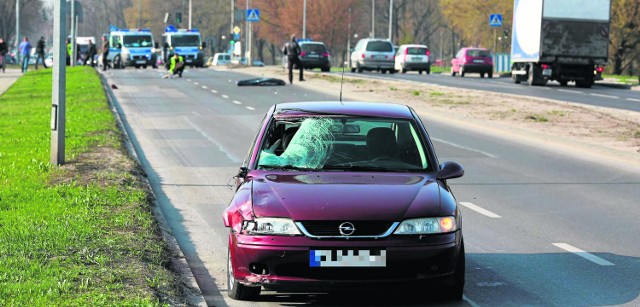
left=257, top=116, right=431, bottom=172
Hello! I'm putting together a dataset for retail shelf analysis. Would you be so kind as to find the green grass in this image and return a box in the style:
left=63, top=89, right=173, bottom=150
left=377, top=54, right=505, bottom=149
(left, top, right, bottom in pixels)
left=602, top=74, right=640, bottom=85
left=525, top=113, right=549, bottom=122
left=430, top=66, right=451, bottom=74
left=0, top=67, right=184, bottom=305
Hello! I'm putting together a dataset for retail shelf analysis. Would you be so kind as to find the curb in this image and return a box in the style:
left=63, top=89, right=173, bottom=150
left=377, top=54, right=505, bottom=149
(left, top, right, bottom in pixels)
left=98, top=72, right=208, bottom=306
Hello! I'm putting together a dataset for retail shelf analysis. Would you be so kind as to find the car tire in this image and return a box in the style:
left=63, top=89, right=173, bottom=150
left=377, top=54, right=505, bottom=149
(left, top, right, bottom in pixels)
left=488, top=71, right=493, bottom=78
left=114, top=55, right=122, bottom=69
left=143, top=65, right=147, bottom=69
left=442, top=240, right=465, bottom=300
left=227, top=248, right=261, bottom=300
left=480, top=72, right=485, bottom=78
left=356, top=63, right=363, bottom=73
left=321, top=66, right=330, bottom=72
left=559, top=80, right=568, bottom=86
left=419, top=70, right=423, bottom=75
left=389, top=69, right=396, bottom=74
left=460, top=67, right=465, bottom=77
left=451, top=67, right=456, bottom=77
left=381, top=69, right=387, bottom=74
left=426, top=68, right=431, bottom=75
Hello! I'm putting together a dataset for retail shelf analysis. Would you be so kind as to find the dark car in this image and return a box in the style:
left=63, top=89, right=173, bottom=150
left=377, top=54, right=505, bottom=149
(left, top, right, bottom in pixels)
left=451, top=47, right=494, bottom=78
left=298, top=41, right=331, bottom=72
left=223, top=101, right=466, bottom=301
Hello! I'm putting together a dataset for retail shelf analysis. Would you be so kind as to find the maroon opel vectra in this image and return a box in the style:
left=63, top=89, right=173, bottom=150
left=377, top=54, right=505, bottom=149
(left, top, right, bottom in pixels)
left=223, top=101, right=465, bottom=300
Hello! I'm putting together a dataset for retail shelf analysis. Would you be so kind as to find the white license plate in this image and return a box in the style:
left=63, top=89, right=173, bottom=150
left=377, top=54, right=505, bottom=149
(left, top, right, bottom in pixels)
left=186, top=59, right=192, bottom=63
left=310, top=249, right=386, bottom=267
left=411, top=57, right=423, bottom=61
left=307, top=54, right=319, bottom=58
left=543, top=68, right=552, bottom=76
left=473, top=59, right=484, bottom=63
left=372, top=54, right=386, bottom=59
left=136, top=60, right=146, bottom=64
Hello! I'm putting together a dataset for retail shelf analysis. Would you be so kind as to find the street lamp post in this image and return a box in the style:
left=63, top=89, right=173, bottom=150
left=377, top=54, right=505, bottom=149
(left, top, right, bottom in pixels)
left=371, top=0, right=375, bottom=38
left=303, top=0, right=307, bottom=39
left=16, top=0, right=20, bottom=64
left=388, top=0, right=393, bottom=41
left=347, top=7, right=351, bottom=68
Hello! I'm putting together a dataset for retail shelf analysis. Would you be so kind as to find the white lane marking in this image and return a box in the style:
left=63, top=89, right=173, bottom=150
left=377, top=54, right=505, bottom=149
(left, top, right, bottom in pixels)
left=463, top=295, right=481, bottom=307
left=187, top=79, right=192, bottom=82
left=557, top=89, right=582, bottom=94
left=194, top=82, right=199, bottom=85
left=221, top=95, right=229, bottom=99
left=626, top=98, right=640, bottom=102
left=590, top=93, right=619, bottom=99
left=201, top=85, right=207, bottom=89
left=191, top=111, right=200, bottom=116
left=211, top=90, right=218, bottom=93
left=552, top=243, right=614, bottom=266
left=232, top=100, right=242, bottom=105
left=431, top=137, right=498, bottom=158
left=459, top=202, right=502, bottom=218
left=245, top=106, right=256, bottom=111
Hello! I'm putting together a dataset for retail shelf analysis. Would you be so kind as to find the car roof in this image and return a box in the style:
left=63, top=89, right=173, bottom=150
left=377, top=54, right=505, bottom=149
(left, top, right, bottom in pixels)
left=299, top=41, right=325, bottom=45
left=400, top=44, right=427, bottom=48
left=273, top=101, right=415, bottom=119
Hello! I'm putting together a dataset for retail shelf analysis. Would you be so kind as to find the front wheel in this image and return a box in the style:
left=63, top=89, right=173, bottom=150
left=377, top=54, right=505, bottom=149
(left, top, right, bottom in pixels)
left=228, top=248, right=261, bottom=300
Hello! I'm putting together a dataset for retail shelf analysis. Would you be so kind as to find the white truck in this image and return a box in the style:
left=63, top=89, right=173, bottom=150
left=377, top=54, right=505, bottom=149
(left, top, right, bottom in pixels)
left=510, top=0, right=611, bottom=88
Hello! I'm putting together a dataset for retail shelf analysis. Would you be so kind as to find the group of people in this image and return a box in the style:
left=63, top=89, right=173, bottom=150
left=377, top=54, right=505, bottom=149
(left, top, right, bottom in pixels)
left=12, top=36, right=48, bottom=73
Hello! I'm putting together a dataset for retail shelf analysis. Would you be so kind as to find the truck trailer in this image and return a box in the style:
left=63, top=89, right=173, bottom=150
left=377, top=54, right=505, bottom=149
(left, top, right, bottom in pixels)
left=510, top=0, right=611, bottom=88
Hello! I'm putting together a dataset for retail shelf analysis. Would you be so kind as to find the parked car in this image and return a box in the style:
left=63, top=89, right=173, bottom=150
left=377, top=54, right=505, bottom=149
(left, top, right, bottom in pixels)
left=298, top=41, right=331, bottom=72
left=451, top=47, right=493, bottom=78
left=224, top=101, right=466, bottom=301
left=212, top=52, right=231, bottom=66
left=350, top=38, right=396, bottom=73
left=395, top=44, right=431, bottom=74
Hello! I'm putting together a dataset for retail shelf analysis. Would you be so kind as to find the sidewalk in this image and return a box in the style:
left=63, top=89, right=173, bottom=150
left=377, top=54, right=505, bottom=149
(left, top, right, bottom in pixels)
left=0, top=69, right=21, bottom=95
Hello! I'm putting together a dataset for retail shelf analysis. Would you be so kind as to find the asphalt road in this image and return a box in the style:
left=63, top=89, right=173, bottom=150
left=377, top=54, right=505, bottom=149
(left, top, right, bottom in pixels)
left=337, top=70, right=640, bottom=112
left=103, top=67, right=640, bottom=306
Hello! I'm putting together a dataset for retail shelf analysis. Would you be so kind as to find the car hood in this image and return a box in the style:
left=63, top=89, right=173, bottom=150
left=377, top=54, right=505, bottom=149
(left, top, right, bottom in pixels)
left=250, top=172, right=442, bottom=221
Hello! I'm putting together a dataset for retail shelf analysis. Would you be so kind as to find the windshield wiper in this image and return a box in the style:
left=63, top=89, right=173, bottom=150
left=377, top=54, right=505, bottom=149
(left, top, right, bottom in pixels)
left=258, top=164, right=318, bottom=171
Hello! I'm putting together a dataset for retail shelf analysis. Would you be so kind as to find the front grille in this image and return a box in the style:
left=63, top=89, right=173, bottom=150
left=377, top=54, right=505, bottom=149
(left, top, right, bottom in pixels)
left=299, top=221, right=395, bottom=237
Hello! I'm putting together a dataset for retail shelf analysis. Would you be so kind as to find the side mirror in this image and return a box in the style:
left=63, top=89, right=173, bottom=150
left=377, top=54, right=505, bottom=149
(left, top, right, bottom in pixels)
left=437, top=161, right=464, bottom=180
left=235, top=167, right=249, bottom=179
left=202, top=42, right=207, bottom=48
left=117, top=43, right=122, bottom=49
left=154, top=42, right=159, bottom=49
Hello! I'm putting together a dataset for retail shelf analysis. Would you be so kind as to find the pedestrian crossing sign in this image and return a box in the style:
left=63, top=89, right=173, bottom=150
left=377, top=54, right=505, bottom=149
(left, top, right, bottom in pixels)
left=489, top=14, right=502, bottom=27
left=247, top=9, right=260, bottom=22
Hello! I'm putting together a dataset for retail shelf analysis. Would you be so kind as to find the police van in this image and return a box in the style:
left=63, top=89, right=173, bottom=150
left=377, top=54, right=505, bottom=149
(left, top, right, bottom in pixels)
left=161, top=26, right=206, bottom=68
left=107, top=28, right=158, bottom=69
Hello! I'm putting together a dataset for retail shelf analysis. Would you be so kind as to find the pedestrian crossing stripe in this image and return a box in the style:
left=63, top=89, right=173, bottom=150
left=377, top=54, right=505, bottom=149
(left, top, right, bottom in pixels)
left=247, top=9, right=260, bottom=22
left=489, top=14, right=502, bottom=27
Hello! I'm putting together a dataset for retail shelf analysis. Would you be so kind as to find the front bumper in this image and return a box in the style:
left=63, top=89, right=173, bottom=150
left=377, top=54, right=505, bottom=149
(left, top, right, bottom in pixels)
left=230, top=231, right=462, bottom=290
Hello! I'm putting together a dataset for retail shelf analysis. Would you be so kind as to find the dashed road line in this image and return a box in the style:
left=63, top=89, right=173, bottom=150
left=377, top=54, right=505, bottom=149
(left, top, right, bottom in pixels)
left=626, top=98, right=640, bottom=102
left=552, top=243, right=614, bottom=266
left=232, top=100, right=242, bottom=105
left=245, top=106, right=256, bottom=111
left=194, top=82, right=199, bottom=85
left=590, top=93, right=619, bottom=99
left=431, top=137, right=498, bottom=158
left=211, top=90, right=218, bottom=93
left=201, top=85, right=207, bottom=89
left=187, top=79, right=192, bottom=82
left=459, top=202, right=502, bottom=218
left=221, top=95, right=229, bottom=99
left=557, top=89, right=582, bottom=94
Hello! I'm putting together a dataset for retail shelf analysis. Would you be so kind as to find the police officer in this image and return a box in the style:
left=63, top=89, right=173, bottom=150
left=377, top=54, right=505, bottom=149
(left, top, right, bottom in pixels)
left=163, top=53, right=184, bottom=78
left=282, top=34, right=304, bottom=84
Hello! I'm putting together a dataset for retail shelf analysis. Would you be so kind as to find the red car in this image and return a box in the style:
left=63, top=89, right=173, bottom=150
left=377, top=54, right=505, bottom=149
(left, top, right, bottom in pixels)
left=223, top=101, right=466, bottom=301
left=451, top=47, right=494, bottom=78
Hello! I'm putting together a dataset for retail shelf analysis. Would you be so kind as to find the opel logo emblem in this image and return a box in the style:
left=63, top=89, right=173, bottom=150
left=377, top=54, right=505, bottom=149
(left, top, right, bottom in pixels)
left=338, top=222, right=356, bottom=236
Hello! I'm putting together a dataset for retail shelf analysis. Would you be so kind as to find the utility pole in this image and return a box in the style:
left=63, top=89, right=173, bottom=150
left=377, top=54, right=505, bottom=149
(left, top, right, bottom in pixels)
left=303, top=0, right=307, bottom=39
left=230, top=0, right=234, bottom=35
left=51, top=0, right=67, bottom=165
left=371, top=0, right=375, bottom=38
left=245, top=0, right=248, bottom=62
left=347, top=7, right=351, bottom=68
left=70, top=0, right=76, bottom=67
left=16, top=0, right=20, bottom=64
left=388, top=0, right=393, bottom=41
left=188, top=0, right=192, bottom=29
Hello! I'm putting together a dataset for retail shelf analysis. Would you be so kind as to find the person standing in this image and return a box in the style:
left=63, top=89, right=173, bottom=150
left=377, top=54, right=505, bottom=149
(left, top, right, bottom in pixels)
left=0, top=38, right=7, bottom=73
left=19, top=37, right=33, bottom=73
left=101, top=36, right=110, bottom=71
left=282, top=34, right=304, bottom=84
left=34, top=36, right=48, bottom=69
left=85, top=39, right=97, bottom=67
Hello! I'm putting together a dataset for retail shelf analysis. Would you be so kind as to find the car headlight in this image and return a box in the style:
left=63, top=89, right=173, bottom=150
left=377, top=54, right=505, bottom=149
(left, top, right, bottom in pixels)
left=243, top=217, right=301, bottom=235
left=394, top=217, right=457, bottom=235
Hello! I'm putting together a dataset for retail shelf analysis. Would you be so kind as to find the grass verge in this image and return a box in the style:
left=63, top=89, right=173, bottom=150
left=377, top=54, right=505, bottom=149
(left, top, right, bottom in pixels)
left=0, top=67, right=189, bottom=305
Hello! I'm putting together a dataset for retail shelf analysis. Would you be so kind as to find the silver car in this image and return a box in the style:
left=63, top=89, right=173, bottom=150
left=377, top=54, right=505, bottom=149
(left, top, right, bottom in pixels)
left=350, top=38, right=396, bottom=74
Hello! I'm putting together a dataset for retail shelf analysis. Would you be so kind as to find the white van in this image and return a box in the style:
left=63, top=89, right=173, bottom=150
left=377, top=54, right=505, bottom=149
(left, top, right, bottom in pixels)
left=212, top=53, right=231, bottom=66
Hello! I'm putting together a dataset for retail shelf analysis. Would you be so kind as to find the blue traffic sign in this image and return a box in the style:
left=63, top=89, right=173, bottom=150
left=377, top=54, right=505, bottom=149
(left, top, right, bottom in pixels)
left=489, top=14, right=502, bottom=27
left=247, top=9, right=260, bottom=22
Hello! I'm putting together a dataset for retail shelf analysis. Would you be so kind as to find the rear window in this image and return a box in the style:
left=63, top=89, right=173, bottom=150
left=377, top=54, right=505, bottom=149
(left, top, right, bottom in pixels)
left=466, top=49, right=491, bottom=57
left=407, top=47, right=427, bottom=55
left=366, top=41, right=393, bottom=52
left=301, top=44, right=327, bottom=52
